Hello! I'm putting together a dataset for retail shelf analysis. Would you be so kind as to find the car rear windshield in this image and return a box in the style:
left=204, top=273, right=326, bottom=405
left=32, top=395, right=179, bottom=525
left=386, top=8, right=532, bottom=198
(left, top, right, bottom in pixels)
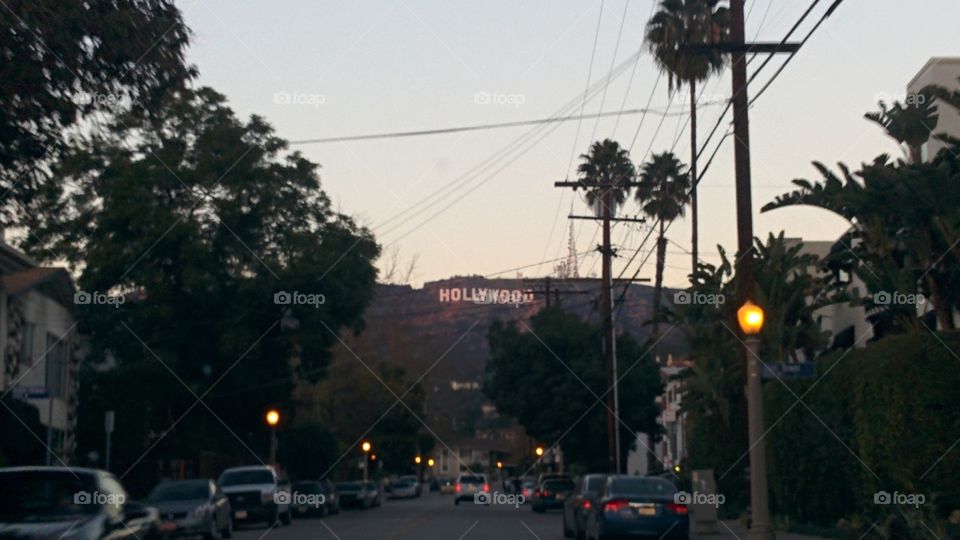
left=584, top=476, right=607, bottom=493
left=148, top=481, right=209, bottom=502
left=336, top=482, right=361, bottom=490
left=292, top=482, right=323, bottom=494
left=543, top=479, right=575, bottom=491
left=458, top=476, right=484, bottom=484
left=0, top=470, right=100, bottom=522
left=219, top=470, right=273, bottom=486
left=609, top=477, right=677, bottom=496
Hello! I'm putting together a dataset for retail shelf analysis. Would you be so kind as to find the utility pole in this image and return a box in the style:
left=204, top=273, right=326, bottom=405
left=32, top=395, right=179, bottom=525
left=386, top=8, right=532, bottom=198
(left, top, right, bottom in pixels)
left=554, top=186, right=646, bottom=474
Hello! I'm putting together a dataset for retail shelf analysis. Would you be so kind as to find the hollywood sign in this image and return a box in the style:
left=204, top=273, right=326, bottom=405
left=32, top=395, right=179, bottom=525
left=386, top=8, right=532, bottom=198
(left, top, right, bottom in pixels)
left=438, top=287, right=535, bottom=306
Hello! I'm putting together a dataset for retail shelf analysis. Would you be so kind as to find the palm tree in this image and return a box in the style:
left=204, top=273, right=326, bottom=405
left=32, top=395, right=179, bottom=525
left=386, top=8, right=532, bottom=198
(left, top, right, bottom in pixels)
left=646, top=0, right=730, bottom=275
left=576, top=139, right=636, bottom=216
left=636, top=151, right=691, bottom=335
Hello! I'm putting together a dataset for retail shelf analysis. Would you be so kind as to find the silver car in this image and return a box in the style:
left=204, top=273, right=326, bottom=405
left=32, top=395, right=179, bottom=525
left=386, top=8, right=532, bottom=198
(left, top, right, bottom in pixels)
left=147, top=479, right=232, bottom=539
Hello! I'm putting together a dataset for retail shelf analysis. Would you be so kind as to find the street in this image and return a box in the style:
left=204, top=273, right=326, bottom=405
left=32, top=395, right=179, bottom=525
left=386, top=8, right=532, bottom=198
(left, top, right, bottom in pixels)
left=233, top=493, right=561, bottom=540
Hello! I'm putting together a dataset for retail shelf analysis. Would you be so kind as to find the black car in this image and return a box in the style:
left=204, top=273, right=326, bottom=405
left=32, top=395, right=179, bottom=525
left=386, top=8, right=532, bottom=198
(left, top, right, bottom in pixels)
left=290, top=481, right=338, bottom=517
left=532, top=477, right=575, bottom=513
left=0, top=466, right=158, bottom=540
left=147, top=479, right=232, bottom=539
left=563, top=474, right=608, bottom=539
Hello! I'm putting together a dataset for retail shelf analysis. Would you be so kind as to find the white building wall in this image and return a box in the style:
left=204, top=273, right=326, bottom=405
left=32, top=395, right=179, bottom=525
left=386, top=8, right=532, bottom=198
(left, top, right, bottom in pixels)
left=908, top=57, right=960, bottom=161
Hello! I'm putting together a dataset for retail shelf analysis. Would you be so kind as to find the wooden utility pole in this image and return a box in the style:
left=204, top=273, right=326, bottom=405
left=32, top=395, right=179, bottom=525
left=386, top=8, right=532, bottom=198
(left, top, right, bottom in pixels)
left=555, top=184, right=645, bottom=474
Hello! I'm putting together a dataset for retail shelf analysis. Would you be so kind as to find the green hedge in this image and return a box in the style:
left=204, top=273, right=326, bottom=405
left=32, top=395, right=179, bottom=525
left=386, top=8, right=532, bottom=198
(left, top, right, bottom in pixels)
left=763, top=331, right=960, bottom=525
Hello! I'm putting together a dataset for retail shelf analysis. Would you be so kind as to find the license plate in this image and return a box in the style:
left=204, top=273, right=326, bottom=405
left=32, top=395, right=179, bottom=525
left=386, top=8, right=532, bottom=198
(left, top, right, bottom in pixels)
left=629, top=503, right=656, bottom=516
left=159, top=522, right=177, bottom=532
left=235, top=510, right=248, bottom=519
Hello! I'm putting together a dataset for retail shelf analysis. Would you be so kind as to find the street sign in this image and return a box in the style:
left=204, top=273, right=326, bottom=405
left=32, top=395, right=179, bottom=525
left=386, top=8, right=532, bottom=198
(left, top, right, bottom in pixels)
left=761, top=362, right=816, bottom=380
left=10, top=386, right=49, bottom=400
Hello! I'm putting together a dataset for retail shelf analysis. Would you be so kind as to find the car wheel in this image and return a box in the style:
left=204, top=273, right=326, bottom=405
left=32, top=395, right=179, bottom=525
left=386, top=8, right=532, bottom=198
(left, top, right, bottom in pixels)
left=281, top=508, right=292, bottom=526
left=454, top=498, right=460, bottom=506
left=267, top=508, right=280, bottom=528
left=563, top=513, right=573, bottom=538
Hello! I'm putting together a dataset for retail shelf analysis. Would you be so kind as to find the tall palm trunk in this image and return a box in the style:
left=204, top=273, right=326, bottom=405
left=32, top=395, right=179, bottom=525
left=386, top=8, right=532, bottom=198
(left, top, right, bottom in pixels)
left=689, top=79, right=699, bottom=275
left=652, top=220, right=668, bottom=337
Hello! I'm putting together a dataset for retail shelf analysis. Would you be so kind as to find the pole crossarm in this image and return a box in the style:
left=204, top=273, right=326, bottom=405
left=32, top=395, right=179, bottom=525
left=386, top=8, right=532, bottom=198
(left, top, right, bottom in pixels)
left=680, top=42, right=801, bottom=54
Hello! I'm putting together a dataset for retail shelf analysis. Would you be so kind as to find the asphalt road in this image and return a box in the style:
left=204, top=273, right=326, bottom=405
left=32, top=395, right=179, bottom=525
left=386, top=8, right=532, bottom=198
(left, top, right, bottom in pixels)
left=232, top=492, right=564, bottom=540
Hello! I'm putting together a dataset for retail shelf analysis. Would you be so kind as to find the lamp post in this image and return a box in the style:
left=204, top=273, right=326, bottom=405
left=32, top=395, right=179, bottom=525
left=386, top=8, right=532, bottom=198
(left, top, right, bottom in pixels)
left=361, top=441, right=372, bottom=482
left=265, top=409, right=280, bottom=465
left=737, top=301, right=772, bottom=540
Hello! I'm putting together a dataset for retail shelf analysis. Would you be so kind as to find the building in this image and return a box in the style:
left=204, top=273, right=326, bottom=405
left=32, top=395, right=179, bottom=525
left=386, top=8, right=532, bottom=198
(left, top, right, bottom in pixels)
left=907, top=57, right=960, bottom=161
left=0, top=240, right=83, bottom=464
left=654, top=358, right=690, bottom=473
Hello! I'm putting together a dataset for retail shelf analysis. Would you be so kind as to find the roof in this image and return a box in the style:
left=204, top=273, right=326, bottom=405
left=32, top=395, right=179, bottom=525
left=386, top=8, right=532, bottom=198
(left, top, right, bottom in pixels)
left=2, top=267, right=71, bottom=296
left=907, top=57, right=960, bottom=90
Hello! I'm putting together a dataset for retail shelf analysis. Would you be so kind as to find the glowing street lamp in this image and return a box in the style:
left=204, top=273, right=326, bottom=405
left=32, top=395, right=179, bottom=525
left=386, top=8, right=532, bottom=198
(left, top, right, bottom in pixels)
left=737, top=300, right=771, bottom=540
left=361, top=441, right=372, bottom=482
left=265, top=410, right=280, bottom=427
left=535, top=446, right=544, bottom=457
left=426, top=458, right=435, bottom=467
left=414, top=456, right=422, bottom=465
left=265, top=409, right=280, bottom=464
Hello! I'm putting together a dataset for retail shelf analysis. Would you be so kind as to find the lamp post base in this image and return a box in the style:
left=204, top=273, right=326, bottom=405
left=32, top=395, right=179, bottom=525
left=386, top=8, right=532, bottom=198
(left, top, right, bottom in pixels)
left=748, top=523, right=774, bottom=540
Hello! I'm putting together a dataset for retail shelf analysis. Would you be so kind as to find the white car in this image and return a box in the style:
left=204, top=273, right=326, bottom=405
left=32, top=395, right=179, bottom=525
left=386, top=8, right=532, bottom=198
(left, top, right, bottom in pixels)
left=389, top=480, right=419, bottom=499
left=398, top=475, right=422, bottom=497
left=218, top=466, right=292, bottom=527
left=453, top=473, right=489, bottom=505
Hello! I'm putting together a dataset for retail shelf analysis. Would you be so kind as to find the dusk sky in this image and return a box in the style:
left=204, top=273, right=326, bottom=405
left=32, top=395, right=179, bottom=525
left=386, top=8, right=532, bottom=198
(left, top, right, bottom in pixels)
left=180, top=0, right=959, bottom=288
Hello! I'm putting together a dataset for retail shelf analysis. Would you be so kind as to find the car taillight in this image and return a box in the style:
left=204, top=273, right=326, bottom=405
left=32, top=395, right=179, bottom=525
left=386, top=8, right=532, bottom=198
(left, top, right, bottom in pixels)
left=534, top=488, right=540, bottom=497
left=581, top=500, right=592, bottom=509
left=603, top=499, right=629, bottom=513
left=455, top=483, right=461, bottom=493
left=665, top=502, right=689, bottom=515
left=483, top=483, right=490, bottom=492
left=542, top=490, right=550, bottom=497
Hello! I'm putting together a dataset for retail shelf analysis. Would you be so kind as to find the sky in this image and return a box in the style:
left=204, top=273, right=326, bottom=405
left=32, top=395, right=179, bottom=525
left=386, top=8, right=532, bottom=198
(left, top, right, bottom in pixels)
left=178, top=0, right=960, bottom=289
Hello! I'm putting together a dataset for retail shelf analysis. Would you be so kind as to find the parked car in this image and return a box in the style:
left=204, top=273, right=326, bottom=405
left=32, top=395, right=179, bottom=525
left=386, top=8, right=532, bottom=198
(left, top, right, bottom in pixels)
left=438, top=478, right=456, bottom=495
left=335, top=481, right=380, bottom=509
left=537, top=473, right=572, bottom=486
left=0, top=466, right=159, bottom=540
left=398, top=475, right=421, bottom=497
left=453, top=473, right=489, bottom=505
left=147, top=479, right=232, bottom=539
left=519, top=478, right=537, bottom=501
left=563, top=474, right=608, bottom=539
left=584, top=476, right=688, bottom=540
left=532, top=477, right=575, bottom=513
left=217, top=466, right=291, bottom=528
left=388, top=480, right=418, bottom=499
left=290, top=481, right=337, bottom=517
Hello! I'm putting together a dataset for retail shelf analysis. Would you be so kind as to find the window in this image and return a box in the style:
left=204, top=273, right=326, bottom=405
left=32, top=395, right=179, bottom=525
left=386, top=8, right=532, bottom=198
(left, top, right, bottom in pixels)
left=19, top=323, right=34, bottom=365
left=45, top=333, right=70, bottom=399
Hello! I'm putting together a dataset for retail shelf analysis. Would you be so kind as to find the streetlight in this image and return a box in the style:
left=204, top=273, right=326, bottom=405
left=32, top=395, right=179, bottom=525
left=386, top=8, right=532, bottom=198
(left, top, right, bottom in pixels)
left=535, top=446, right=544, bottom=457
left=265, top=409, right=280, bottom=464
left=414, top=456, right=422, bottom=464
left=496, top=461, right=503, bottom=469
left=427, top=458, right=435, bottom=467
left=361, top=441, right=372, bottom=482
left=737, top=300, right=772, bottom=540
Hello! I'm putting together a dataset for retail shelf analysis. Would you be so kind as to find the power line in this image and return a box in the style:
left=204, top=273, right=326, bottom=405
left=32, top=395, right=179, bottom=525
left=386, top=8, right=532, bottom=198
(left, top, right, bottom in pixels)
left=566, top=0, right=607, bottom=178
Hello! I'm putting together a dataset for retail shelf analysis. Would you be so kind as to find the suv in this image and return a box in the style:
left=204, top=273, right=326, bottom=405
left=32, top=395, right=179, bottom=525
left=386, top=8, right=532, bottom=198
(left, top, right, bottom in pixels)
left=0, top=466, right=158, bottom=540
left=453, top=473, right=489, bottom=505
left=218, top=466, right=292, bottom=527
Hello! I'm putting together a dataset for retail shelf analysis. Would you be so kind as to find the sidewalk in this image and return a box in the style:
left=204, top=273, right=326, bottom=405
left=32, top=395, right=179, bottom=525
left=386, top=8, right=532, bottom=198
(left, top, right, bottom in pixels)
left=693, top=520, right=834, bottom=540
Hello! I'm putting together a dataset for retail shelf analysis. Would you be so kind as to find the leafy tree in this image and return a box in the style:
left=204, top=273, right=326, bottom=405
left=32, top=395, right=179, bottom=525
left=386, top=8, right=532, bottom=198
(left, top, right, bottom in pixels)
left=484, top=308, right=662, bottom=471
left=0, top=0, right=194, bottom=224
left=636, top=151, right=691, bottom=335
left=763, top=92, right=960, bottom=330
left=645, top=0, right=730, bottom=272
left=28, top=87, right=379, bottom=477
left=575, top=139, right=636, bottom=212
